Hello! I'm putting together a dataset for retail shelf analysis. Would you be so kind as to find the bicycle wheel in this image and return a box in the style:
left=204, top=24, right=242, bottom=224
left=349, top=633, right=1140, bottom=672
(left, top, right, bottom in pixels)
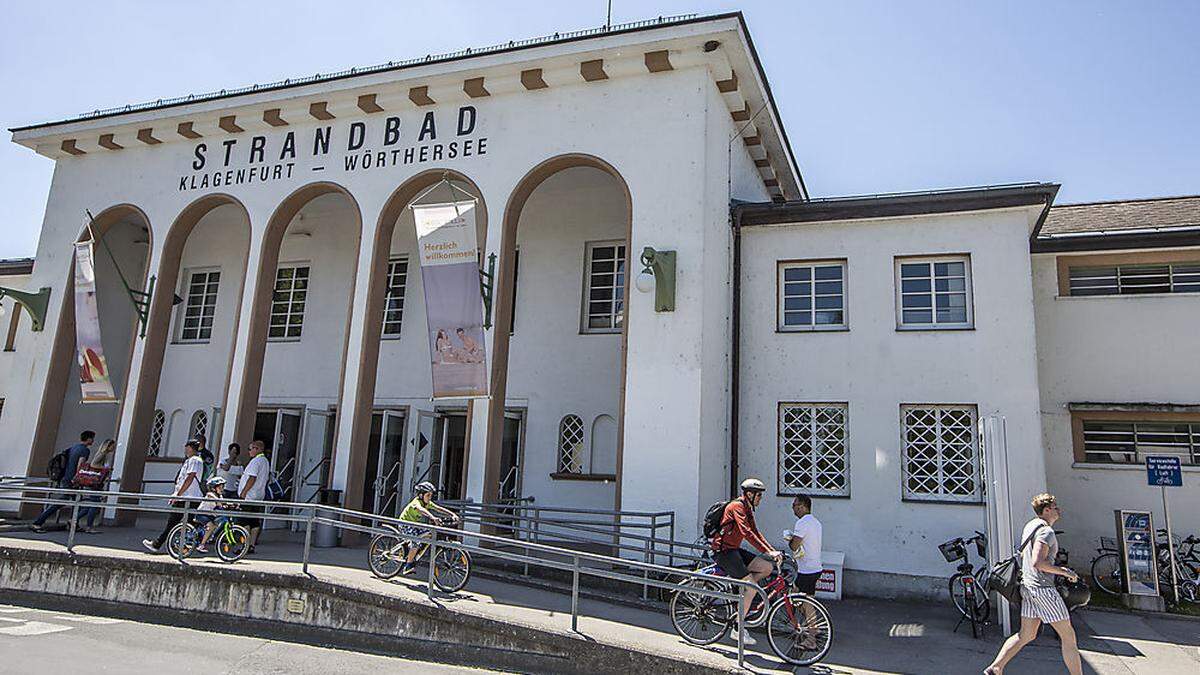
left=432, top=548, right=471, bottom=593
left=669, top=578, right=734, bottom=646
left=1091, top=553, right=1123, bottom=595
left=949, top=573, right=990, bottom=623
left=368, top=533, right=405, bottom=579
left=1179, top=580, right=1198, bottom=604
left=166, top=523, right=198, bottom=561
left=216, top=525, right=251, bottom=563
left=766, top=593, right=833, bottom=666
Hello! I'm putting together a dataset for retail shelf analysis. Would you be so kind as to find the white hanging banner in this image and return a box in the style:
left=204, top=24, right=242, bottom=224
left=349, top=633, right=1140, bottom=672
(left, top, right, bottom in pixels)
left=73, top=240, right=117, bottom=403
left=412, top=200, right=488, bottom=399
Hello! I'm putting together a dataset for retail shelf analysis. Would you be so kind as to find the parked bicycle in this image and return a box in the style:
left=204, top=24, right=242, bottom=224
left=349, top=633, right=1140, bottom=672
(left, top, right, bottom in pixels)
left=1091, top=530, right=1198, bottom=604
left=668, top=549, right=833, bottom=667
left=166, top=514, right=251, bottom=563
left=939, top=531, right=989, bottom=637
left=367, top=515, right=472, bottom=593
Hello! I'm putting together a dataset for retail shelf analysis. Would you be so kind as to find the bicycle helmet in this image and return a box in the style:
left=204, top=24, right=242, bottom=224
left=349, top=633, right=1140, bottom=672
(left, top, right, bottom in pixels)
left=414, top=481, right=437, bottom=495
left=206, top=476, right=227, bottom=488
left=740, top=477, right=766, bottom=493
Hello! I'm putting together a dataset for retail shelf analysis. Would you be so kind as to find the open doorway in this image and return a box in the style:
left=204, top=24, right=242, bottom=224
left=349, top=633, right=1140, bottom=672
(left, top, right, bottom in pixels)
left=410, top=410, right=468, bottom=501
left=362, top=409, right=407, bottom=516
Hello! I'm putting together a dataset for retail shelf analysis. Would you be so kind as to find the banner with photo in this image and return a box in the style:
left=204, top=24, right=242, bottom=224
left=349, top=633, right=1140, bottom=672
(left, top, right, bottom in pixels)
left=73, top=240, right=117, bottom=403
left=412, top=200, right=488, bottom=398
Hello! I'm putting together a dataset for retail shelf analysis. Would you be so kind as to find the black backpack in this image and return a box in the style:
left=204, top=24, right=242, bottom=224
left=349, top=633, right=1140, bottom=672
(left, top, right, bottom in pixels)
left=702, top=499, right=733, bottom=540
left=46, top=447, right=71, bottom=483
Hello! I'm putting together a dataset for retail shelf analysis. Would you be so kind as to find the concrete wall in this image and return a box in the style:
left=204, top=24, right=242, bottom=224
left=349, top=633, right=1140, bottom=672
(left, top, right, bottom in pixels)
left=1033, top=250, right=1200, bottom=557
left=0, top=270, right=33, bottom=478
left=738, top=208, right=1046, bottom=584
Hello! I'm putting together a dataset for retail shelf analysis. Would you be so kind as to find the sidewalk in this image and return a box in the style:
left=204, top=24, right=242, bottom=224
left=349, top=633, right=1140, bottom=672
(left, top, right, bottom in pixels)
left=2, top=521, right=1197, bottom=674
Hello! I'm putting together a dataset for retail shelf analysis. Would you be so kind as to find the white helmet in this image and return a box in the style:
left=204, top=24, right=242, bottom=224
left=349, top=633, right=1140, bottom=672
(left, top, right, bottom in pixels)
left=740, top=477, right=766, bottom=493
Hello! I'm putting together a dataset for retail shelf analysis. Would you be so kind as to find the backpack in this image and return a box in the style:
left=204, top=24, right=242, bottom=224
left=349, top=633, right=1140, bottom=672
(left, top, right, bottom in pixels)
left=264, top=474, right=287, bottom=502
left=986, top=524, right=1047, bottom=604
left=702, top=499, right=733, bottom=540
left=46, top=447, right=71, bottom=483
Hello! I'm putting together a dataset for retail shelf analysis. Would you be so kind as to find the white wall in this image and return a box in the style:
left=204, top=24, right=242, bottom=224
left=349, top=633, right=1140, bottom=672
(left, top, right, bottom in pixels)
left=738, top=208, right=1046, bottom=590
left=0, top=271, right=33, bottom=478
left=1033, top=250, right=1200, bottom=557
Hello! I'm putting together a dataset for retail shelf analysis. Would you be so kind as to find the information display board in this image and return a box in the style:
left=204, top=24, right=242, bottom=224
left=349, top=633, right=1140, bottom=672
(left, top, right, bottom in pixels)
left=1114, top=509, right=1159, bottom=596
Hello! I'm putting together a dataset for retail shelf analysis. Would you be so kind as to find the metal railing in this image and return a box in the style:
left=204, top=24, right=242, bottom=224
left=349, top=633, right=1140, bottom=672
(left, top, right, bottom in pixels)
left=0, top=480, right=764, bottom=667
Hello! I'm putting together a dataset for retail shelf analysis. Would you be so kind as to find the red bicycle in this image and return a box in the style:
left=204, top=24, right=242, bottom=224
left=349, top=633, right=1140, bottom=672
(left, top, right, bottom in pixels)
left=669, top=553, right=833, bottom=666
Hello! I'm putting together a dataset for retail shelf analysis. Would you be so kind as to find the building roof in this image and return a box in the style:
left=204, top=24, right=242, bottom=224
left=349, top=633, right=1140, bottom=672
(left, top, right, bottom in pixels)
left=1032, top=195, right=1200, bottom=253
left=734, top=183, right=1059, bottom=227
left=0, top=258, right=34, bottom=276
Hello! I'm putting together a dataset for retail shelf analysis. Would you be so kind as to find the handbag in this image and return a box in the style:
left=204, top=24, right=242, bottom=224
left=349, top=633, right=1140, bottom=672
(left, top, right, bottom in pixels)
left=986, top=524, right=1046, bottom=604
left=72, top=463, right=108, bottom=490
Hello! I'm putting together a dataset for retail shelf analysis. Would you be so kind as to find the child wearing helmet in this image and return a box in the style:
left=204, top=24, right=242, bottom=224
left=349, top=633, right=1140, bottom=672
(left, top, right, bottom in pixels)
left=397, top=481, right=459, bottom=575
left=194, top=476, right=237, bottom=553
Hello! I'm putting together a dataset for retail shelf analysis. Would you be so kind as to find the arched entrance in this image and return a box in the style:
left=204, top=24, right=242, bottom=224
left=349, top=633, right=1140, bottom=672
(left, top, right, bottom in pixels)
left=26, top=205, right=152, bottom=512
left=485, top=155, right=633, bottom=513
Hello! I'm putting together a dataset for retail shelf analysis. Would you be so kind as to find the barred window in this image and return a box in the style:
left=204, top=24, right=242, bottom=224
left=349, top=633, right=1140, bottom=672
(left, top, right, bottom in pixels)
left=179, top=269, right=220, bottom=342
left=779, top=403, right=849, bottom=496
left=1082, top=420, right=1199, bottom=465
left=269, top=265, right=310, bottom=340
left=558, top=415, right=585, bottom=473
left=148, top=409, right=166, bottom=456
left=382, top=257, right=409, bottom=338
left=779, top=261, right=846, bottom=330
left=582, top=242, right=626, bottom=333
left=896, top=256, right=972, bottom=328
left=189, top=410, right=208, bottom=441
left=901, top=405, right=981, bottom=502
left=1068, top=262, right=1200, bottom=296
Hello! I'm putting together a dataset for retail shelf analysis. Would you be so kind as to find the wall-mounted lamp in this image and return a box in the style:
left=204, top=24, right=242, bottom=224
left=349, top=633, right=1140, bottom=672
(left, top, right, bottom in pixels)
left=634, top=246, right=676, bottom=312
left=0, top=286, right=51, bottom=331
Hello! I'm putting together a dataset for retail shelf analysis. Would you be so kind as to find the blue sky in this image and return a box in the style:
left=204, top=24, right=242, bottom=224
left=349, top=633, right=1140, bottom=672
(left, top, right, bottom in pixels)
left=2, top=1, right=1198, bottom=258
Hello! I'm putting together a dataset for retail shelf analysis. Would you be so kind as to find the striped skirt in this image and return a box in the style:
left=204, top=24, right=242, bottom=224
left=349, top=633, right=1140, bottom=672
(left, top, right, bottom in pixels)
left=1020, top=585, right=1070, bottom=624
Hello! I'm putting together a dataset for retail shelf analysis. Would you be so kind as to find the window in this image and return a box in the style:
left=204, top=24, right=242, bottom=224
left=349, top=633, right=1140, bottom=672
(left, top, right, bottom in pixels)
left=1068, top=262, right=1200, bottom=296
left=382, top=257, right=408, bottom=338
left=189, top=410, right=208, bottom=441
left=269, top=264, right=310, bottom=340
left=778, top=261, right=846, bottom=330
left=1081, top=420, right=1198, bottom=465
left=582, top=242, right=627, bottom=333
left=896, top=256, right=972, bottom=329
left=558, top=414, right=585, bottom=473
left=901, top=405, right=981, bottom=502
left=148, top=409, right=166, bottom=457
left=779, top=403, right=849, bottom=496
left=178, top=269, right=220, bottom=342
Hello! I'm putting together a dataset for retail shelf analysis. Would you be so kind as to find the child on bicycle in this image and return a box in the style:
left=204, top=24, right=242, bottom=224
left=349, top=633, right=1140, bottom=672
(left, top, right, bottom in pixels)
left=398, top=481, right=459, bottom=575
left=195, top=476, right=239, bottom=553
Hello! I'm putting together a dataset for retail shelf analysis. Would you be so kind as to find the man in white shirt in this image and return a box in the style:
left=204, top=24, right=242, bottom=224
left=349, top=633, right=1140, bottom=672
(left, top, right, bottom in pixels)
left=787, top=494, right=824, bottom=595
left=143, top=439, right=205, bottom=553
left=237, top=440, right=271, bottom=551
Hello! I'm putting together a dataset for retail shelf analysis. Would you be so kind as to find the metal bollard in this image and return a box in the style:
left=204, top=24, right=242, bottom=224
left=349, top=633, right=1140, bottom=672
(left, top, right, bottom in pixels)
left=571, top=555, right=580, bottom=633
left=302, top=508, right=314, bottom=575
left=67, top=499, right=80, bottom=552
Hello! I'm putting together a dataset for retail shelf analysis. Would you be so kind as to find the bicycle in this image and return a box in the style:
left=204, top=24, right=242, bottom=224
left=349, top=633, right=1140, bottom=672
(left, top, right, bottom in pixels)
left=1092, top=532, right=1199, bottom=603
left=939, top=532, right=989, bottom=638
left=166, top=514, right=251, bottom=563
left=367, top=515, right=472, bottom=593
left=668, top=551, right=833, bottom=667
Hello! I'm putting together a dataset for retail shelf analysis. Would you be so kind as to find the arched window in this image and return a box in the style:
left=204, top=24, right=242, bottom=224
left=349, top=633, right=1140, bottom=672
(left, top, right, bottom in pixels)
left=590, top=414, right=617, bottom=475
left=557, top=415, right=585, bottom=474
left=189, top=410, right=208, bottom=441
left=148, top=409, right=166, bottom=456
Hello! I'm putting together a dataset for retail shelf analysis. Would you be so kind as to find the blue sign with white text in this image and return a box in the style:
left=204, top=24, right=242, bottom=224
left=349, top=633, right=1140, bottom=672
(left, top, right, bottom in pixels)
left=1146, top=455, right=1183, bottom=487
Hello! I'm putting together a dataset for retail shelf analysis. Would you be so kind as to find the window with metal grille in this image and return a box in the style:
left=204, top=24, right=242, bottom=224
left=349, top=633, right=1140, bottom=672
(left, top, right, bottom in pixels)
left=1068, top=263, right=1200, bottom=296
left=582, top=242, right=626, bottom=333
left=189, top=410, right=208, bottom=441
left=778, top=403, right=849, bottom=496
left=1081, top=420, right=1198, bottom=465
left=381, top=257, right=408, bottom=338
left=179, top=269, right=220, bottom=342
left=901, top=405, right=981, bottom=502
left=558, top=415, right=586, bottom=473
left=896, top=256, right=972, bottom=328
left=148, top=409, right=166, bottom=456
left=269, top=265, right=310, bottom=340
left=778, top=261, right=846, bottom=331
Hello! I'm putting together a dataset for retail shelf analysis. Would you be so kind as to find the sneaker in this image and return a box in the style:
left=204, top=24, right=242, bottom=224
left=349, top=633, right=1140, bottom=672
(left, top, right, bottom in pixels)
left=29, top=524, right=46, bottom=533
left=196, top=545, right=209, bottom=554
left=400, top=563, right=416, bottom=576
left=82, top=527, right=101, bottom=534
left=141, top=539, right=161, bottom=553
left=733, top=629, right=756, bottom=646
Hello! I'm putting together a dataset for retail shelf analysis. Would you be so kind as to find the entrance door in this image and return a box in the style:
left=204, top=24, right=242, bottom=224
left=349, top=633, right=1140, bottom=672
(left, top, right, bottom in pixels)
left=499, top=411, right=525, bottom=502
left=410, top=411, right=437, bottom=493
left=295, top=408, right=334, bottom=505
left=363, top=411, right=407, bottom=516
left=273, top=409, right=303, bottom=501
left=434, top=412, right=468, bottom=500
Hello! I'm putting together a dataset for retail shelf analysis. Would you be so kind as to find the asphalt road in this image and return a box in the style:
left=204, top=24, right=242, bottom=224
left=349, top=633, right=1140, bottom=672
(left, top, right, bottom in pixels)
left=0, top=601, right=492, bottom=674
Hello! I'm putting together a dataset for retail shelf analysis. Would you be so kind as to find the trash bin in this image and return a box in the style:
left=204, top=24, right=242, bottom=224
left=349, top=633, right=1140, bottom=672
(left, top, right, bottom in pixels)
left=313, top=488, right=342, bottom=548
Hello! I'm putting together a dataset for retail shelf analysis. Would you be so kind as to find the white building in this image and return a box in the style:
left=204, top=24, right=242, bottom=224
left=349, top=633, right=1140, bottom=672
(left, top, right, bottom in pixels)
left=0, top=13, right=1195, bottom=598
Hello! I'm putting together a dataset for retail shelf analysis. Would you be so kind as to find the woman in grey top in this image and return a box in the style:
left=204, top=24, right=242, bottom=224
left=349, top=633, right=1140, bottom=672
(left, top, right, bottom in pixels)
left=986, top=493, right=1081, bottom=675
